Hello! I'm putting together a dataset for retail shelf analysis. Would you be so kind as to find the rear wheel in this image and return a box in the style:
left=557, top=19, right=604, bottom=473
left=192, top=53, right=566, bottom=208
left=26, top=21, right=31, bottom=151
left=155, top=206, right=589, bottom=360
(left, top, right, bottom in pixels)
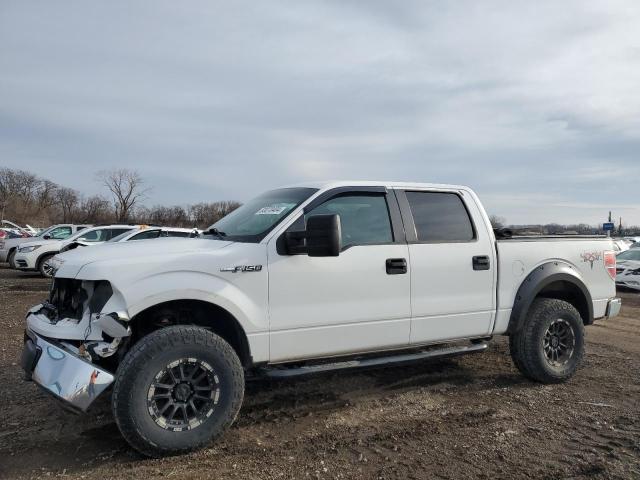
left=112, top=326, right=245, bottom=457
left=38, top=254, right=55, bottom=277
left=7, top=250, right=16, bottom=269
left=509, top=298, right=584, bottom=383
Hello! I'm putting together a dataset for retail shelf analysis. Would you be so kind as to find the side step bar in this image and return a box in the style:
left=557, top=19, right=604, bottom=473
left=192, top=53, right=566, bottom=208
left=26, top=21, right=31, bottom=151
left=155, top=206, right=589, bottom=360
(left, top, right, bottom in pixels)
left=261, top=342, right=489, bottom=378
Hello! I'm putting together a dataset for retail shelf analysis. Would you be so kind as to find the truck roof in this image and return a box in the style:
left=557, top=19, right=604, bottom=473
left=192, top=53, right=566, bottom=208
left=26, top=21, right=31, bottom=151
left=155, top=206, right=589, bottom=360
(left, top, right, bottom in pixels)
left=283, top=180, right=470, bottom=191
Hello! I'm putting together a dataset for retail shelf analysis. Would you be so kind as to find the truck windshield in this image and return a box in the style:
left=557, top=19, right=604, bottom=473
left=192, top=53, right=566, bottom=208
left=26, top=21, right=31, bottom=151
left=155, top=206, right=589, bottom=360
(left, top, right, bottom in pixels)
left=207, top=187, right=318, bottom=243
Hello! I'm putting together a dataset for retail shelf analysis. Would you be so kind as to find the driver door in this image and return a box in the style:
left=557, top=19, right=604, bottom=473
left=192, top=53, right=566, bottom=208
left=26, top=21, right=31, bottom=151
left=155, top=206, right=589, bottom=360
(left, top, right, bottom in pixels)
left=267, top=188, right=411, bottom=363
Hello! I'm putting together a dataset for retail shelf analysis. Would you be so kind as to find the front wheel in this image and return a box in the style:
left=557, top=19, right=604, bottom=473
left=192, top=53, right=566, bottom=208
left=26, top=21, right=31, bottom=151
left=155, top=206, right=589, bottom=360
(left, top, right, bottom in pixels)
left=112, top=326, right=245, bottom=457
left=38, top=254, right=56, bottom=277
left=509, top=298, right=585, bottom=383
left=7, top=250, right=16, bottom=269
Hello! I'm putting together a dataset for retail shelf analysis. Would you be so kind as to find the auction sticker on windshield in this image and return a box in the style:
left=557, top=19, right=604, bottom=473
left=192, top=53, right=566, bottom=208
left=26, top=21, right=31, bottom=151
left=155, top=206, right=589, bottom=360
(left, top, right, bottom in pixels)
left=255, top=204, right=295, bottom=215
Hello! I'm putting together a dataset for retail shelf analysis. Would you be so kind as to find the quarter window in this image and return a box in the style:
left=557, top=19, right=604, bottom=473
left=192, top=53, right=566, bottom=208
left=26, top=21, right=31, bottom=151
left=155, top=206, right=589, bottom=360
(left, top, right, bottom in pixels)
left=164, top=231, right=191, bottom=238
left=81, top=229, right=108, bottom=242
left=129, top=230, right=161, bottom=241
left=305, top=194, right=393, bottom=247
left=108, top=228, right=134, bottom=239
left=405, top=191, right=475, bottom=242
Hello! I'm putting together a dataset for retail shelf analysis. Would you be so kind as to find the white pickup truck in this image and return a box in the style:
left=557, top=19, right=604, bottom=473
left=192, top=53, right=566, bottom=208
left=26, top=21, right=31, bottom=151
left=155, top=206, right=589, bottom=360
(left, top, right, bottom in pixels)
left=20, top=181, right=621, bottom=457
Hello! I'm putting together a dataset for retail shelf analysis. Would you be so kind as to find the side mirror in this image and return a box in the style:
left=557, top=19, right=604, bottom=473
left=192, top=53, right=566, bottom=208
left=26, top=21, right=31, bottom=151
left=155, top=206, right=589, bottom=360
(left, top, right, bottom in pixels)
left=285, top=214, right=342, bottom=257
left=43, top=234, right=51, bottom=240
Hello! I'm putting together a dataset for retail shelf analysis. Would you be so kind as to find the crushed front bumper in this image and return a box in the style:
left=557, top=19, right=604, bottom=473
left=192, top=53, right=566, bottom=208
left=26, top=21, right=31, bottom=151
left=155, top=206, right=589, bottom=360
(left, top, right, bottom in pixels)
left=21, top=329, right=114, bottom=412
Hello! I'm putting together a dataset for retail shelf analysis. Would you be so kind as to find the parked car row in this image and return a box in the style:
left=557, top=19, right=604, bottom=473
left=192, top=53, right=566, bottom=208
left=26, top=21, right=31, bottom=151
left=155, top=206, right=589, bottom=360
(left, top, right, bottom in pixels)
left=1, top=223, right=200, bottom=277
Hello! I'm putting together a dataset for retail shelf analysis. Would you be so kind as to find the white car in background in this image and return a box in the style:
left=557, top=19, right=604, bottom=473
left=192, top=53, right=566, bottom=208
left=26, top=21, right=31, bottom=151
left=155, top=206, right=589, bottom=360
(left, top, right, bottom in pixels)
left=612, top=239, right=631, bottom=253
left=61, top=226, right=200, bottom=252
left=13, top=225, right=135, bottom=277
left=1, top=224, right=90, bottom=267
left=615, top=249, right=640, bottom=291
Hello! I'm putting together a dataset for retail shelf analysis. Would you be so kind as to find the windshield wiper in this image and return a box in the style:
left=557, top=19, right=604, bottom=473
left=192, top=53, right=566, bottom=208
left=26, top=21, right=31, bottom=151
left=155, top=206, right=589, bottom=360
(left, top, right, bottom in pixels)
left=207, top=227, right=227, bottom=239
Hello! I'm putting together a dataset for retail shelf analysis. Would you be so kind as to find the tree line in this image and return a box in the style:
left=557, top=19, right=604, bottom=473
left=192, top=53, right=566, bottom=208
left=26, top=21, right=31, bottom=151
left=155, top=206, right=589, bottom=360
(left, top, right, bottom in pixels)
left=0, top=167, right=241, bottom=229
left=489, top=215, right=640, bottom=236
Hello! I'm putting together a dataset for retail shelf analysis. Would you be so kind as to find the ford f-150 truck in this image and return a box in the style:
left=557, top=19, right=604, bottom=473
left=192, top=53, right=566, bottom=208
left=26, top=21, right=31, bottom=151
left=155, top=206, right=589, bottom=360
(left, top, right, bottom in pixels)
left=20, top=181, right=621, bottom=457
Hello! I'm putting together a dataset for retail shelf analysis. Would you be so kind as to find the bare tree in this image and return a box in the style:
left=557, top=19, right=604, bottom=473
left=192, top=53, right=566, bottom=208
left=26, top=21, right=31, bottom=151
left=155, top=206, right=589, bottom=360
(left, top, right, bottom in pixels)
left=36, top=180, right=59, bottom=213
left=56, top=187, right=79, bottom=222
left=80, top=195, right=113, bottom=224
left=97, top=169, right=149, bottom=223
left=489, top=215, right=506, bottom=229
left=0, top=168, right=46, bottom=224
left=188, top=201, right=241, bottom=228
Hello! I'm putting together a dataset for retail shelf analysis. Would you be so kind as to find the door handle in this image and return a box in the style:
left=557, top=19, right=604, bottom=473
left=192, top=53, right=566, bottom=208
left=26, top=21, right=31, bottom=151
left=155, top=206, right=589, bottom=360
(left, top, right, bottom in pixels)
left=472, top=255, right=490, bottom=271
left=386, top=258, right=407, bottom=275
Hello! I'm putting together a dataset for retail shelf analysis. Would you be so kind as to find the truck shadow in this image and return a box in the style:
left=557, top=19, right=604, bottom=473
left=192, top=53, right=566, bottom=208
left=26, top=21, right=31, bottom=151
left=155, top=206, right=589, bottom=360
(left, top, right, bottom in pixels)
left=1, top=350, right=532, bottom=477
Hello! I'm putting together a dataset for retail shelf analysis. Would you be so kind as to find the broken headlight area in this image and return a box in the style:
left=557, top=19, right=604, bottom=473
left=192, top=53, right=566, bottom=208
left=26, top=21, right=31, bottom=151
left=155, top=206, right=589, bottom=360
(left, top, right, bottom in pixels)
left=29, top=279, right=132, bottom=363
left=47, top=278, right=88, bottom=322
left=45, top=279, right=114, bottom=323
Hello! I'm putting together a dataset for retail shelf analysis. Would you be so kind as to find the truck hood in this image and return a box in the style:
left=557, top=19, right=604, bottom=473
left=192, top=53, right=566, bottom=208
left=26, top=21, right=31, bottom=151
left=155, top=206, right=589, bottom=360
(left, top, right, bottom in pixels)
left=54, top=238, right=233, bottom=278
left=17, top=238, right=61, bottom=250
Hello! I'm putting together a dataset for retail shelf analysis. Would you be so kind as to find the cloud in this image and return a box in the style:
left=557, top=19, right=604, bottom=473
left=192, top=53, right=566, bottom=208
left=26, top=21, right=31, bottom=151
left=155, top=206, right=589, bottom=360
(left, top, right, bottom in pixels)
left=1, top=0, right=639, bottom=225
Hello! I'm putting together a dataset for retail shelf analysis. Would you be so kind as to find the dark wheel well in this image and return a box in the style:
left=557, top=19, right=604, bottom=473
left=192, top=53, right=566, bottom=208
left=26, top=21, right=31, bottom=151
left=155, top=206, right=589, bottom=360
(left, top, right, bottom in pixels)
left=536, top=280, right=591, bottom=326
left=130, top=300, right=252, bottom=368
left=508, top=264, right=594, bottom=334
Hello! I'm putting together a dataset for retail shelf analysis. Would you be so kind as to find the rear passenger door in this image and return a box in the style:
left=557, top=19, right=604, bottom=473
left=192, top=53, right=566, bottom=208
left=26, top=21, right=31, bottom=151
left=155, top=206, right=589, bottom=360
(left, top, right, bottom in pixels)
left=396, top=189, right=496, bottom=344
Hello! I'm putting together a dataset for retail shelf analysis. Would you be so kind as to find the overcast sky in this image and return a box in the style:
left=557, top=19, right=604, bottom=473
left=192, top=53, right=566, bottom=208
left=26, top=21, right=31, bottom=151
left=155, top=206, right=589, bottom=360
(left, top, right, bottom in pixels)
left=1, top=1, right=639, bottom=225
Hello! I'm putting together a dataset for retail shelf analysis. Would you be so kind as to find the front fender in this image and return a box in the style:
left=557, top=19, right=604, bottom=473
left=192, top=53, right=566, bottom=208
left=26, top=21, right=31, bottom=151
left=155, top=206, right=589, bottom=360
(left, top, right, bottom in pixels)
left=113, top=270, right=268, bottom=335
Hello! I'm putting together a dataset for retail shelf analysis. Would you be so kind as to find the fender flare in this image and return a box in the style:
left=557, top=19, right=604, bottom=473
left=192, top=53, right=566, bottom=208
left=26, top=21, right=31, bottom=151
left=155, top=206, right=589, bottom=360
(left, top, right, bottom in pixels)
left=507, top=262, right=593, bottom=334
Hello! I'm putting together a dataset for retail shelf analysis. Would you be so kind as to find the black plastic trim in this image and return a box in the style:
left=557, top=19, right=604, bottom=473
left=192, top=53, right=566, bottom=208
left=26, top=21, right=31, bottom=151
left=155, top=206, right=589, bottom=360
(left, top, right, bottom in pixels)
left=472, top=255, right=491, bottom=271
left=507, top=262, right=594, bottom=333
left=302, top=186, right=387, bottom=213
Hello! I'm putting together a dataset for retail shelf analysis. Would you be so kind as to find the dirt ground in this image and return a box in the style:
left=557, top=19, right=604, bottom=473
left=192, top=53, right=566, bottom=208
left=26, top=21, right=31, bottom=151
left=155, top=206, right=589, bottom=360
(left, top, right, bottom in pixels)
left=0, top=264, right=638, bottom=480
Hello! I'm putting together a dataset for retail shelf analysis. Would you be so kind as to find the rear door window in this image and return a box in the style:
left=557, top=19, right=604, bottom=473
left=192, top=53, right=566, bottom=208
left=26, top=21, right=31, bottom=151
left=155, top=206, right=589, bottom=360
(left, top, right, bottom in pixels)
left=107, top=228, right=134, bottom=240
left=81, top=229, right=109, bottom=242
left=405, top=191, right=475, bottom=242
left=49, top=226, right=73, bottom=239
left=129, top=230, right=161, bottom=241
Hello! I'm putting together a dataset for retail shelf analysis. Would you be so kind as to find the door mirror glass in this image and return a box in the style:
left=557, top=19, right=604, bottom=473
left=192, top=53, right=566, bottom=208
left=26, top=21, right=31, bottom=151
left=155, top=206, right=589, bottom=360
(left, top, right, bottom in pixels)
left=286, top=214, right=342, bottom=256
left=43, top=234, right=51, bottom=240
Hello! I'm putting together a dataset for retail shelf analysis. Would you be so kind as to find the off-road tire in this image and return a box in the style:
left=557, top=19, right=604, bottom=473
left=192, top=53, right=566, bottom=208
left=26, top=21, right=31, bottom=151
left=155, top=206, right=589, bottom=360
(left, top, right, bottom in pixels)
left=38, top=253, right=55, bottom=278
left=509, top=298, right=584, bottom=383
left=112, top=326, right=245, bottom=457
left=7, top=250, right=16, bottom=269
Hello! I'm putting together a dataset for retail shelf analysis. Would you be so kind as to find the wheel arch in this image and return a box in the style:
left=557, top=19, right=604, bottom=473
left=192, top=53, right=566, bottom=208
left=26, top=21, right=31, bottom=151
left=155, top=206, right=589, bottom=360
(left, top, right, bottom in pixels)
left=130, top=299, right=253, bottom=368
left=507, top=262, right=593, bottom=334
left=36, top=250, right=58, bottom=269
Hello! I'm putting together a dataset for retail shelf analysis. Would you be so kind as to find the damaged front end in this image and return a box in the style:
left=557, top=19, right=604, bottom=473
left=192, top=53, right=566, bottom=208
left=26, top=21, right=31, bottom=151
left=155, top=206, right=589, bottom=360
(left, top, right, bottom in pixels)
left=21, top=277, right=131, bottom=411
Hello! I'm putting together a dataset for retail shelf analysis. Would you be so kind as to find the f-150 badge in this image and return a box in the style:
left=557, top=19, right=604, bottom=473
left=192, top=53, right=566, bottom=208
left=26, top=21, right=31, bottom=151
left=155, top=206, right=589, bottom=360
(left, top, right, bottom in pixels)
left=220, top=265, right=263, bottom=273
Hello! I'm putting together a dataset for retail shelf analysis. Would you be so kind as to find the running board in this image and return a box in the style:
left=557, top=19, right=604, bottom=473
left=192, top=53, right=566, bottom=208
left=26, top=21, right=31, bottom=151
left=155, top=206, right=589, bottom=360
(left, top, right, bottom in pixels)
left=261, top=342, right=489, bottom=378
